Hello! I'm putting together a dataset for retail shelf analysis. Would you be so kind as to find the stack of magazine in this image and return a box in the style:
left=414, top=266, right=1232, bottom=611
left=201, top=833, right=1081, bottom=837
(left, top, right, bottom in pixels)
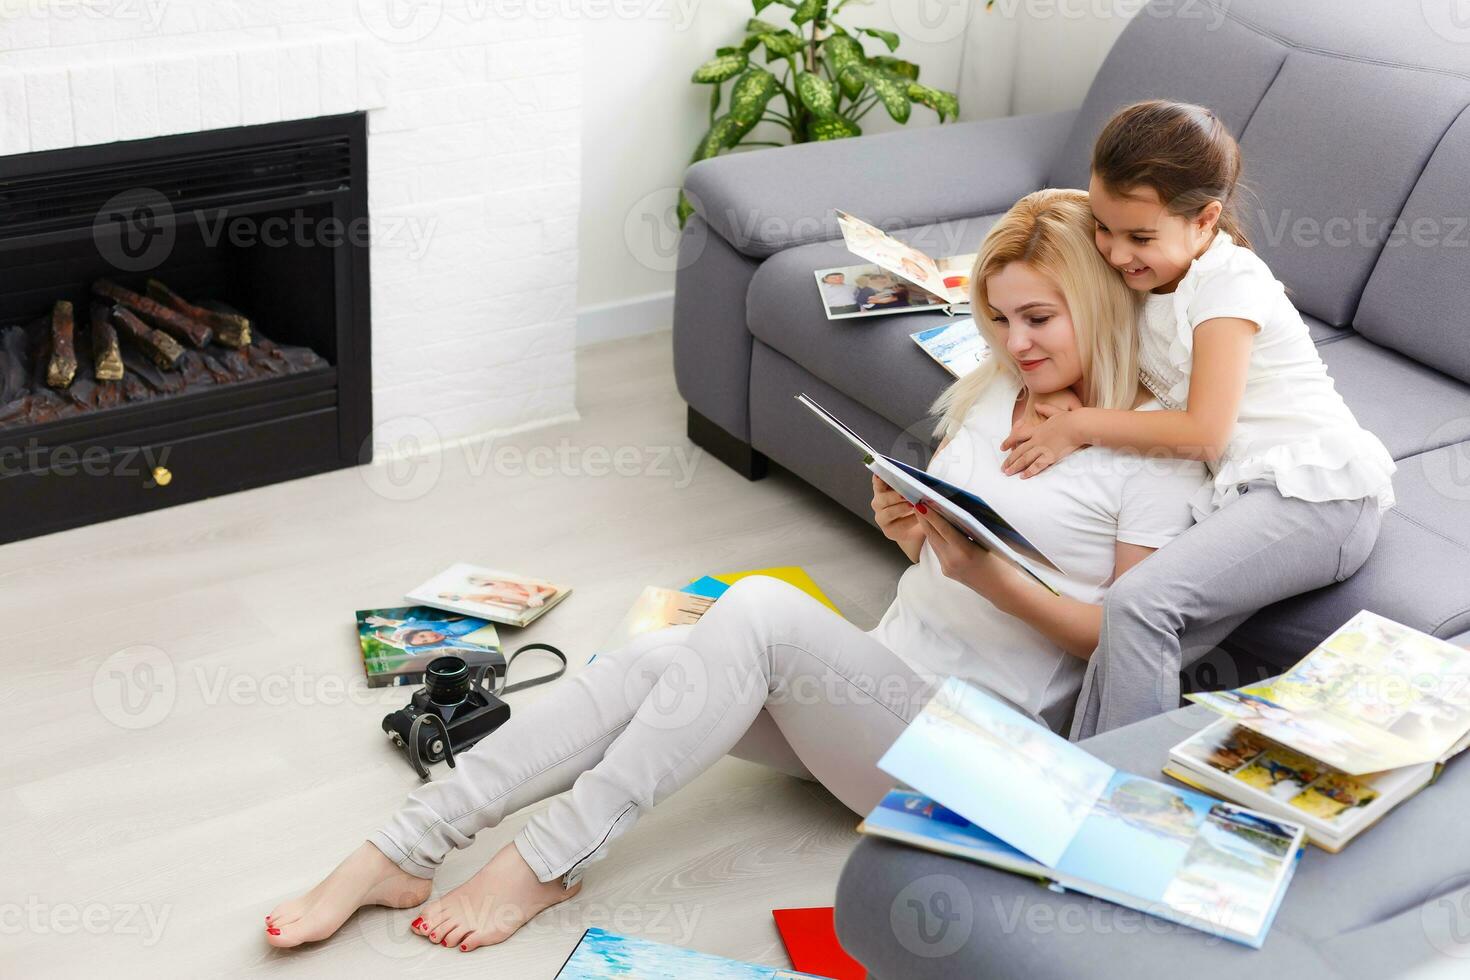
left=862, top=678, right=1306, bottom=948
left=355, top=564, right=571, bottom=686
left=1166, top=610, right=1470, bottom=852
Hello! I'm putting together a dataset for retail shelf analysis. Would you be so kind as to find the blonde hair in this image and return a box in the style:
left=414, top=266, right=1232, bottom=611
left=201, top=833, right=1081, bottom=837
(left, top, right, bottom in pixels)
left=930, top=189, right=1140, bottom=442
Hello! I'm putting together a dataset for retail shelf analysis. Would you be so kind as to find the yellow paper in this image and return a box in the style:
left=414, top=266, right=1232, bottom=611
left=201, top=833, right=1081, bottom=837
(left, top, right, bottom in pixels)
left=711, top=566, right=842, bottom=616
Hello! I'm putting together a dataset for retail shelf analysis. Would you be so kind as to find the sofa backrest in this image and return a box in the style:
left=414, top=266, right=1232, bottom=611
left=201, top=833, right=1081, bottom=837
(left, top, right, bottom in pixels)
left=1050, top=0, right=1470, bottom=379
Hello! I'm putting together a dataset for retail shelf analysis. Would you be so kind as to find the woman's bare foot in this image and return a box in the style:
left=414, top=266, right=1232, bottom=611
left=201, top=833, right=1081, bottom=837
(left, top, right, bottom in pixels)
left=411, top=843, right=582, bottom=952
left=265, top=841, right=432, bottom=948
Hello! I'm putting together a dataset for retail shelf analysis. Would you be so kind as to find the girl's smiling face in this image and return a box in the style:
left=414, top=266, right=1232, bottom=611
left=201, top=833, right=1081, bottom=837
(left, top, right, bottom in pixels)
left=1088, top=175, right=1222, bottom=294
left=984, top=261, right=1084, bottom=398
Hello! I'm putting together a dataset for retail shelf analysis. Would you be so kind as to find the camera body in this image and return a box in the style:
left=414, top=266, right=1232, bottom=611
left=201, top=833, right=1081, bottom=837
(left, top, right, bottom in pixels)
left=382, top=655, right=510, bottom=777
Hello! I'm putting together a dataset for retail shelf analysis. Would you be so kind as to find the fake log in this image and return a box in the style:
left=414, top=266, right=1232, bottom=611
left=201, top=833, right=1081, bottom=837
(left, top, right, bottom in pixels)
left=146, top=279, right=251, bottom=349
left=111, top=305, right=184, bottom=369
left=92, top=279, right=213, bottom=348
left=90, top=304, right=125, bottom=381
left=46, top=301, right=78, bottom=389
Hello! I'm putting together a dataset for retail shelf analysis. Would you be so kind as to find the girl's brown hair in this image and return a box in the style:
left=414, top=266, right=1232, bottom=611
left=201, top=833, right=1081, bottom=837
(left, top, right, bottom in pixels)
left=1092, top=100, right=1252, bottom=249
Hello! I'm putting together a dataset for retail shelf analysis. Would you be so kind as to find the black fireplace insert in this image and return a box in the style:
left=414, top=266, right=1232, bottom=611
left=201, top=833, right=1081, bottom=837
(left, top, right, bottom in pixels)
left=0, top=113, right=372, bottom=544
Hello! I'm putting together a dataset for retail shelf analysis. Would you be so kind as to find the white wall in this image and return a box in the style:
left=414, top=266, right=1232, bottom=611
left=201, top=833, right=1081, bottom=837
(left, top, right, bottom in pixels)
left=960, top=0, right=1139, bottom=120
left=0, top=0, right=583, bottom=448
left=577, top=0, right=970, bottom=340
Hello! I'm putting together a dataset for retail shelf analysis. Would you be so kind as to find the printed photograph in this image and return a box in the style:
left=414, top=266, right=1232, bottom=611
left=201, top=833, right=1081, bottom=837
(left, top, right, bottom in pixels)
left=1288, top=772, right=1380, bottom=821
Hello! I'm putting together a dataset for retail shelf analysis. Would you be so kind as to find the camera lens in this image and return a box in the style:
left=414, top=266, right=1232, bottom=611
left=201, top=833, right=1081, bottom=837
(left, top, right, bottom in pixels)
left=425, top=655, right=471, bottom=706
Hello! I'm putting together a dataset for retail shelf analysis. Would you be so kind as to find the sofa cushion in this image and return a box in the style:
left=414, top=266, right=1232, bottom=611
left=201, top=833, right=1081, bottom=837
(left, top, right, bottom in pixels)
left=746, top=214, right=998, bottom=431
left=1236, top=52, right=1470, bottom=326
left=1230, top=441, right=1470, bottom=669
left=1048, top=1, right=1287, bottom=189
left=1354, top=109, right=1470, bottom=383
left=684, top=110, right=1076, bottom=260
left=1319, top=336, right=1470, bottom=461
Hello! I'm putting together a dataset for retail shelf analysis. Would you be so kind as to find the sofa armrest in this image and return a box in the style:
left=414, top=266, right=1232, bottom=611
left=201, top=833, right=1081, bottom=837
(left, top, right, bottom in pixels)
left=682, top=109, right=1078, bottom=259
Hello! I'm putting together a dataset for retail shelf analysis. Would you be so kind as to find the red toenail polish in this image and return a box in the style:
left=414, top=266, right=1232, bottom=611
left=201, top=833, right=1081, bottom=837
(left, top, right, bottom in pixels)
left=430, top=933, right=436, bottom=940
left=460, top=945, right=468, bottom=951
left=441, top=939, right=448, bottom=947
left=412, top=918, right=422, bottom=928
left=268, top=928, right=280, bottom=935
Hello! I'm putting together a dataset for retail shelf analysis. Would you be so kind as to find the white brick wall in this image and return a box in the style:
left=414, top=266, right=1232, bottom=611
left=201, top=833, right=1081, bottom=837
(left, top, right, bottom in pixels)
left=0, top=1, right=581, bottom=448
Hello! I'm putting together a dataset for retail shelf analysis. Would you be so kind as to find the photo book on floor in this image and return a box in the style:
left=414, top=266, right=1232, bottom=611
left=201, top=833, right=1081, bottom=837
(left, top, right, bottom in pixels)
left=406, top=563, right=571, bottom=628
left=862, top=678, right=1306, bottom=948
left=1166, top=610, right=1470, bottom=851
left=355, top=605, right=503, bottom=688
left=554, top=927, right=825, bottom=979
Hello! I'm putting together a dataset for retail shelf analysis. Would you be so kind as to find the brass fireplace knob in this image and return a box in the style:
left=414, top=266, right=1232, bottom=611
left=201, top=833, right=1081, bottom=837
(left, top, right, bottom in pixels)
left=152, top=466, right=173, bottom=487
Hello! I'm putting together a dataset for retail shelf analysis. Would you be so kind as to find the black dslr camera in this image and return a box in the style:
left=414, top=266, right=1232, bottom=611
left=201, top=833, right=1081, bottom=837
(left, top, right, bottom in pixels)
left=382, top=644, right=567, bottom=779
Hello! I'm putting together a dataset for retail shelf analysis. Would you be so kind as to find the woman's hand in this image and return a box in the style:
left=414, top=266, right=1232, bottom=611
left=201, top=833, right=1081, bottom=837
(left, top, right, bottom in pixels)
left=871, top=474, right=925, bottom=560
left=913, top=503, right=1021, bottom=600
left=1001, top=409, right=1088, bottom=478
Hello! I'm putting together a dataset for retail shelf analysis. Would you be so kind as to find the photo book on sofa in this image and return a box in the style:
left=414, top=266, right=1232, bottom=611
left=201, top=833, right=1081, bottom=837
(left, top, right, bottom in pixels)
left=1164, top=610, right=1470, bottom=850
left=910, top=318, right=989, bottom=378
left=862, top=678, right=1306, bottom=948
left=812, top=210, right=975, bottom=320
left=796, top=392, right=1064, bottom=594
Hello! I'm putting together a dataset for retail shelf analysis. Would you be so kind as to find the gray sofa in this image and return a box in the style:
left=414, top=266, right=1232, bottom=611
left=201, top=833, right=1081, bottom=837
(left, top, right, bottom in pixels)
left=673, top=0, right=1470, bottom=689
left=676, top=3, right=1470, bottom=972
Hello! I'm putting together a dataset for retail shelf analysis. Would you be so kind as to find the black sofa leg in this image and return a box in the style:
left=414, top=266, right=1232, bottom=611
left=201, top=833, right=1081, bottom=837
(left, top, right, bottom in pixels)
left=687, top=406, right=768, bottom=481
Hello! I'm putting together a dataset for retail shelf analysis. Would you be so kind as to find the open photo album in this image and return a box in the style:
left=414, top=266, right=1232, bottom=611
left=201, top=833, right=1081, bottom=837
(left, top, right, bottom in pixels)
left=863, top=678, right=1306, bottom=948
left=1164, top=610, right=1470, bottom=850
left=796, top=392, right=1064, bottom=594
left=813, top=210, right=975, bottom=320
left=1186, top=611, right=1470, bottom=774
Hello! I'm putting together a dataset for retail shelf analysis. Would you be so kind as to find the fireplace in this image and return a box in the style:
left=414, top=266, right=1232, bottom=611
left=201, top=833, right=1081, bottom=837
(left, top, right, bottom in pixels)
left=0, top=114, right=372, bottom=544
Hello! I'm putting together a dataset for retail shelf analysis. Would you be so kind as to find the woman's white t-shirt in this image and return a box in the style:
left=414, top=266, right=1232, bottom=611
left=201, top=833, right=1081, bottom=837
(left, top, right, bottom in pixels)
left=867, top=374, right=1208, bottom=732
left=1137, top=231, right=1396, bottom=519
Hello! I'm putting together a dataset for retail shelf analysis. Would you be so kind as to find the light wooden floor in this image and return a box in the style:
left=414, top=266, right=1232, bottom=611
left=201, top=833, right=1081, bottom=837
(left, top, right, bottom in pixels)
left=0, top=331, right=911, bottom=978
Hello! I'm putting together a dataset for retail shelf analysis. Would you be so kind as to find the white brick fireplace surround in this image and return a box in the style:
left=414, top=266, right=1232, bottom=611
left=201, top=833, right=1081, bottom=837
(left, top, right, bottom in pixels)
left=0, top=1, right=582, bottom=448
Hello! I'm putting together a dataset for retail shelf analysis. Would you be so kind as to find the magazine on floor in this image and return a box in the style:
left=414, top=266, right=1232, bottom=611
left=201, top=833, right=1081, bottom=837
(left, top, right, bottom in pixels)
left=812, top=210, right=974, bottom=320
left=862, top=678, right=1306, bottom=948
left=1187, top=610, right=1470, bottom=774
left=355, top=605, right=503, bottom=688
left=683, top=565, right=842, bottom=615
left=597, top=585, right=716, bottom=654
left=910, top=318, right=990, bottom=378
left=554, top=926, right=825, bottom=979
left=795, top=392, right=1064, bottom=595
left=406, top=563, right=571, bottom=628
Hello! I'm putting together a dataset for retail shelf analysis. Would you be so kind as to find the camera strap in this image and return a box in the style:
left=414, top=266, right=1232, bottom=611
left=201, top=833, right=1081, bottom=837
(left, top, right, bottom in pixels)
left=491, top=642, right=569, bottom=697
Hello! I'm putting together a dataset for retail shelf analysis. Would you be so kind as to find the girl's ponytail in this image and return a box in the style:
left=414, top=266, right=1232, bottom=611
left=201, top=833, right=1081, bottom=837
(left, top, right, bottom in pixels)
left=1092, top=100, right=1252, bottom=250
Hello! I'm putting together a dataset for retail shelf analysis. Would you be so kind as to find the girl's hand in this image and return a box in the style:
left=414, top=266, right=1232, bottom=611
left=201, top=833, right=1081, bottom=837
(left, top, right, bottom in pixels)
left=913, top=503, right=1015, bottom=600
left=1001, top=388, right=1082, bottom=452
left=1002, top=410, right=1087, bottom=478
left=871, top=474, right=925, bottom=551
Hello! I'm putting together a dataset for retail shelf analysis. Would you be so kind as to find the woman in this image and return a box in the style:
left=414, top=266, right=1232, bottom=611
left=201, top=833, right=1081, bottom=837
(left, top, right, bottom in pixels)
left=263, top=190, right=1208, bottom=953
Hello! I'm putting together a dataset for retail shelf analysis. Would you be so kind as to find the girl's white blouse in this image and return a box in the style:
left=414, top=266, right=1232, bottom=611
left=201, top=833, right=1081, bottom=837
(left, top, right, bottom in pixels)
left=1136, top=231, right=1396, bottom=518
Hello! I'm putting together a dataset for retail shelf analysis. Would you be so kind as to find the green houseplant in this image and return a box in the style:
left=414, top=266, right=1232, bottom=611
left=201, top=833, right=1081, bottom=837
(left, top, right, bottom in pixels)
left=678, top=0, right=967, bottom=225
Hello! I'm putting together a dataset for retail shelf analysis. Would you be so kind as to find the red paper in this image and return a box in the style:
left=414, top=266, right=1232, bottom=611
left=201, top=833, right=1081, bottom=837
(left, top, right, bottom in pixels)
left=772, top=907, right=865, bottom=980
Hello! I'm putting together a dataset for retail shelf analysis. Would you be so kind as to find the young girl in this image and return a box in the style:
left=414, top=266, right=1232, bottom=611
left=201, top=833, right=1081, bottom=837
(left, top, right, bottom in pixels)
left=261, top=190, right=1206, bottom=953
left=999, top=101, right=1396, bottom=738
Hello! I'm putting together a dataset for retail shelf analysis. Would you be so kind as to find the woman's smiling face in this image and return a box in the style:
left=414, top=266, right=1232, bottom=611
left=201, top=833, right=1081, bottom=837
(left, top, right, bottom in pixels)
left=983, top=261, right=1083, bottom=397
